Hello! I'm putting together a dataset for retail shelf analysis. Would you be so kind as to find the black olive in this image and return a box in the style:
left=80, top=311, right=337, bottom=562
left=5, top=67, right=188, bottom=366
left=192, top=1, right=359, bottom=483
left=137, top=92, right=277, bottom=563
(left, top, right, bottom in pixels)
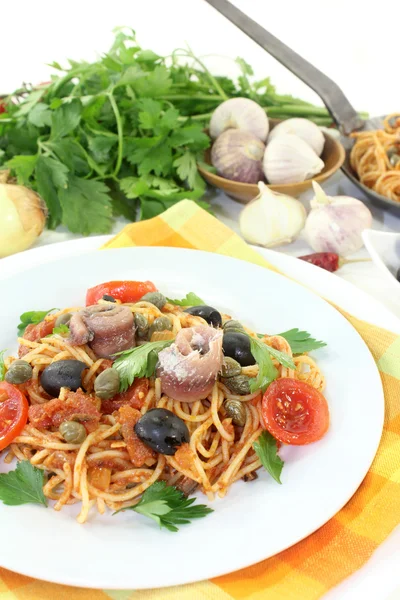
left=102, top=294, right=116, bottom=302
left=222, top=332, right=255, bottom=367
left=134, top=408, right=190, bottom=455
left=40, top=360, right=87, bottom=397
left=184, top=305, right=222, bottom=327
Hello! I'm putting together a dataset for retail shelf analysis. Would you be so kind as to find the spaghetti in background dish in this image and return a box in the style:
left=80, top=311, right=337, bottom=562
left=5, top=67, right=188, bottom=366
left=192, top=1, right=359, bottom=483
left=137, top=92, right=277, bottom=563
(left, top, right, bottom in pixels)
left=0, top=281, right=329, bottom=527
left=350, top=114, right=400, bottom=202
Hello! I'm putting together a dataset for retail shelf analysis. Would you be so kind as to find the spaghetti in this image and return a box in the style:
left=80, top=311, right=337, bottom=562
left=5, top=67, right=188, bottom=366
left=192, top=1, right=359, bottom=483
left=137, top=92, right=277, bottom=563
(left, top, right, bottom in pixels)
left=2, top=296, right=326, bottom=523
left=350, top=113, right=400, bottom=202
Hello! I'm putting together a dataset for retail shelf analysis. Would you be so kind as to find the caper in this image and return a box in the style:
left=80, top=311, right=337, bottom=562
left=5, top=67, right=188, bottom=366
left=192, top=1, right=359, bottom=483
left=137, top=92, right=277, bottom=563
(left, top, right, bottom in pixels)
left=141, top=291, right=167, bottom=310
left=221, top=357, right=242, bottom=378
left=224, top=399, right=246, bottom=426
left=390, top=154, right=400, bottom=167
left=94, top=368, right=120, bottom=400
left=5, top=360, right=33, bottom=384
left=221, top=375, right=250, bottom=395
left=59, top=420, right=87, bottom=444
left=223, top=319, right=245, bottom=334
left=55, top=312, right=72, bottom=327
left=134, top=313, right=149, bottom=339
left=148, top=316, right=172, bottom=339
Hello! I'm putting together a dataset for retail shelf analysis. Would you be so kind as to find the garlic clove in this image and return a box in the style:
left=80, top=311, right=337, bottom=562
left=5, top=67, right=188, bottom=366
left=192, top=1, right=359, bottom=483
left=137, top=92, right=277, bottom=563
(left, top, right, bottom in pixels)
left=209, top=98, right=269, bottom=142
left=304, top=182, right=373, bottom=256
left=263, top=134, right=325, bottom=185
left=239, top=181, right=306, bottom=247
left=268, top=118, right=325, bottom=156
left=211, top=129, right=265, bottom=184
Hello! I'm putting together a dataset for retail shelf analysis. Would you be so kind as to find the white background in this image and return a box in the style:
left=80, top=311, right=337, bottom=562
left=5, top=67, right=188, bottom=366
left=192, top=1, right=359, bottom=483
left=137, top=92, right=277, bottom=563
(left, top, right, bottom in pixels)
left=1, top=1, right=400, bottom=598
left=1, top=0, right=398, bottom=118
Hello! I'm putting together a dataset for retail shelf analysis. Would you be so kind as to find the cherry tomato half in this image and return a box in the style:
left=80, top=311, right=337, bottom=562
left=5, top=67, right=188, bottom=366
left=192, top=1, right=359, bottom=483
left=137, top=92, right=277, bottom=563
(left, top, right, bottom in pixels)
left=0, top=382, right=29, bottom=450
left=262, top=378, right=329, bottom=445
left=86, top=280, right=157, bottom=306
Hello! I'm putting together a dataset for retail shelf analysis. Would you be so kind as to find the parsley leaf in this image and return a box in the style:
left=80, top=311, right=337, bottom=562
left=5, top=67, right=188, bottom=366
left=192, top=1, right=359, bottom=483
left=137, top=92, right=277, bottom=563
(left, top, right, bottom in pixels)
left=51, top=99, right=82, bottom=139
left=264, top=345, right=295, bottom=370
left=52, top=324, right=70, bottom=336
left=35, top=156, right=68, bottom=228
left=113, top=340, right=173, bottom=391
left=5, top=155, right=38, bottom=185
left=59, top=175, right=113, bottom=235
left=0, top=461, right=47, bottom=506
left=253, top=431, right=284, bottom=484
left=249, top=337, right=278, bottom=393
left=17, top=309, right=56, bottom=336
left=0, top=349, right=6, bottom=381
left=28, top=103, right=52, bottom=128
left=166, top=292, right=205, bottom=306
left=173, top=152, right=197, bottom=188
left=116, top=481, right=213, bottom=532
left=277, top=329, right=327, bottom=355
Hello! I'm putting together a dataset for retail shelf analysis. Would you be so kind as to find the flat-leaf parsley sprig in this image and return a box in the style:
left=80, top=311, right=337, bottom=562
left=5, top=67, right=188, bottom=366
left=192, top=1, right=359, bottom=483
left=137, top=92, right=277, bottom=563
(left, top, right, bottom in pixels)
left=115, top=480, right=213, bottom=532
left=112, top=340, right=173, bottom=391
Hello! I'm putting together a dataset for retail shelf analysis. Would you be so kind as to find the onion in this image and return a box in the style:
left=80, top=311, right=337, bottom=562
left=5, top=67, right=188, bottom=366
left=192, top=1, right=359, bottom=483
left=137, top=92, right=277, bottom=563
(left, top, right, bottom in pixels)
left=211, top=129, right=265, bottom=184
left=209, top=98, right=269, bottom=142
left=0, top=179, right=46, bottom=258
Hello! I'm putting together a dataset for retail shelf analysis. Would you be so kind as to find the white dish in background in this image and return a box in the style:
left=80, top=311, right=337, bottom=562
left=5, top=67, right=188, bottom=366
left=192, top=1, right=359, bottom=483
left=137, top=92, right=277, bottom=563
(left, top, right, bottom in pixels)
left=363, top=229, right=400, bottom=288
left=0, top=246, right=384, bottom=589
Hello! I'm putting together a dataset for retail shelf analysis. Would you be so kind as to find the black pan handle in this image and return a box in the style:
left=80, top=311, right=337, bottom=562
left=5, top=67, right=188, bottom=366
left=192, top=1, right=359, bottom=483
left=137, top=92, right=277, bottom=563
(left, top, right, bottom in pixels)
left=205, top=0, right=364, bottom=134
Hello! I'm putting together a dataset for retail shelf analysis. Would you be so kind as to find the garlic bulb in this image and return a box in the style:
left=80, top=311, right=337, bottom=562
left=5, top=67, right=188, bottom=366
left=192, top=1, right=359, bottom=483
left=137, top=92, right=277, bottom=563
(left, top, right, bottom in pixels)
left=0, top=181, right=46, bottom=258
left=239, top=182, right=306, bottom=247
left=211, top=129, right=265, bottom=183
left=304, top=182, right=373, bottom=256
left=209, top=98, right=269, bottom=142
left=263, top=134, right=324, bottom=185
left=268, top=118, right=325, bottom=156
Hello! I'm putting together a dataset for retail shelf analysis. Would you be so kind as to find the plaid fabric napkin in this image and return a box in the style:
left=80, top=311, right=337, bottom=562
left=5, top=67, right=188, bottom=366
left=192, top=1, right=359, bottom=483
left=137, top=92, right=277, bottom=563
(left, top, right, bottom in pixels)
left=1, top=200, right=399, bottom=600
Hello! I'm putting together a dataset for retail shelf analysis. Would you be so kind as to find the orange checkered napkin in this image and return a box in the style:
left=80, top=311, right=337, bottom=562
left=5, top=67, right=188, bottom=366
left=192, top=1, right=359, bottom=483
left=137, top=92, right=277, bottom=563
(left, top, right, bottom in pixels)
left=1, top=200, right=400, bottom=600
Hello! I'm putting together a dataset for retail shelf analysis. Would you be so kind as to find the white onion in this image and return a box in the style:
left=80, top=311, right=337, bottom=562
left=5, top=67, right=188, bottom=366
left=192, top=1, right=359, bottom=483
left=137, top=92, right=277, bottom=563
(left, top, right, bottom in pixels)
left=268, top=118, right=325, bottom=156
left=0, top=182, right=46, bottom=257
left=209, top=98, right=269, bottom=142
left=304, top=182, right=373, bottom=256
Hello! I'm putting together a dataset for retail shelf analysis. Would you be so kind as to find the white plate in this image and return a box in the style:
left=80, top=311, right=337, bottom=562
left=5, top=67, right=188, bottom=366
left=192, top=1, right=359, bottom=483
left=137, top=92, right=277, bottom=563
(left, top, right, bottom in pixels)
left=0, top=247, right=384, bottom=589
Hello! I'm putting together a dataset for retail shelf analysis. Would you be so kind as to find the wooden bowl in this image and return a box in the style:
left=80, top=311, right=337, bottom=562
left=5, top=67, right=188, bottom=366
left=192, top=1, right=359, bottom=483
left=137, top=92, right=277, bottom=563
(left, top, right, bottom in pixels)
left=198, top=120, right=345, bottom=203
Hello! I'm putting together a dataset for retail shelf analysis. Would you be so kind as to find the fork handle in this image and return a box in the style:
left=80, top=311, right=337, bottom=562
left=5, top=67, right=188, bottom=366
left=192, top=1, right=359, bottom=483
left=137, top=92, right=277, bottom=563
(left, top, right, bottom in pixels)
left=205, top=0, right=364, bottom=134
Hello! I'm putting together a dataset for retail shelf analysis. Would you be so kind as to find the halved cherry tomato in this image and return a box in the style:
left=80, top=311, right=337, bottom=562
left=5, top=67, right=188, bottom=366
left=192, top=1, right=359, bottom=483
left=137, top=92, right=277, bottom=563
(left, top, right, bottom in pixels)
left=0, top=382, right=29, bottom=450
left=0, top=101, right=6, bottom=115
left=262, top=378, right=329, bottom=445
left=86, top=280, right=157, bottom=306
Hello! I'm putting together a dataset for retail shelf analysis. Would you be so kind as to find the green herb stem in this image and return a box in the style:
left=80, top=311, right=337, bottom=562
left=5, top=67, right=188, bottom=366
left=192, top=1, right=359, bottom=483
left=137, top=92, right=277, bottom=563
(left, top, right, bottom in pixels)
left=160, top=94, right=222, bottom=102
left=182, top=47, right=228, bottom=100
left=177, top=113, right=213, bottom=122
left=108, top=92, right=124, bottom=177
left=266, top=105, right=331, bottom=117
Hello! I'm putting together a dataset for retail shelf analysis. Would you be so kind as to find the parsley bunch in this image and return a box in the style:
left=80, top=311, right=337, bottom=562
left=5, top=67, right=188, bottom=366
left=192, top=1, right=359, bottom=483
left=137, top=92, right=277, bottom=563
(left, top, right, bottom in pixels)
left=0, top=28, right=339, bottom=235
